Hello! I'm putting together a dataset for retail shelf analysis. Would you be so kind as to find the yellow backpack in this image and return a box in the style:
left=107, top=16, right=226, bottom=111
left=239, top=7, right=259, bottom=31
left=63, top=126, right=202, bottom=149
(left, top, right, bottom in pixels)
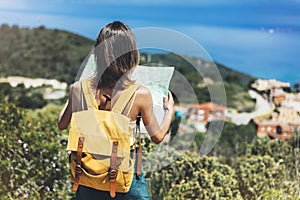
left=67, top=79, right=139, bottom=198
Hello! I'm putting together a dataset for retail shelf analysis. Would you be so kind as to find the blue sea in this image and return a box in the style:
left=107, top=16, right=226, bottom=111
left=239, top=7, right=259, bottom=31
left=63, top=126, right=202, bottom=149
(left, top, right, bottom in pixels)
left=173, top=26, right=300, bottom=87
left=139, top=28, right=300, bottom=86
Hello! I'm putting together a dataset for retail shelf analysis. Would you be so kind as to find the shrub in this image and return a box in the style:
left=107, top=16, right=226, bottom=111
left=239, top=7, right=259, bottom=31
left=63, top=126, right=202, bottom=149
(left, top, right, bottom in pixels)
left=147, top=151, right=242, bottom=200
left=235, top=155, right=287, bottom=200
left=0, top=103, right=72, bottom=199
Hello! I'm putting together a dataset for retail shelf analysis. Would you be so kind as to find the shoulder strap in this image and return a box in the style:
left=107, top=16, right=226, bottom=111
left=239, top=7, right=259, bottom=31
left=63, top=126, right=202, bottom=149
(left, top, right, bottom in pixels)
left=112, top=84, right=139, bottom=114
left=81, top=79, right=98, bottom=110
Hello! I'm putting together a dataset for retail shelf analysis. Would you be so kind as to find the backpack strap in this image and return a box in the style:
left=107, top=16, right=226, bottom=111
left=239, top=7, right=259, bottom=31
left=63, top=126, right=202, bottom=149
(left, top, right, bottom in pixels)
left=109, top=141, right=118, bottom=198
left=112, top=84, right=140, bottom=114
left=81, top=79, right=98, bottom=110
left=135, top=115, right=143, bottom=177
left=72, top=137, right=85, bottom=192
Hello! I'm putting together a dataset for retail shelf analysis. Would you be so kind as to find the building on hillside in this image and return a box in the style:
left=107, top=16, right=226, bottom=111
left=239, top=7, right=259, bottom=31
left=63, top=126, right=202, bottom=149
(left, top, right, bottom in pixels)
left=251, top=79, right=291, bottom=105
left=254, top=120, right=296, bottom=140
left=254, top=104, right=300, bottom=140
left=281, top=93, right=300, bottom=113
left=277, top=107, right=300, bottom=125
left=251, top=79, right=290, bottom=91
left=0, top=76, right=68, bottom=100
left=187, top=102, right=227, bottom=131
left=272, top=88, right=287, bottom=105
left=0, top=76, right=67, bottom=89
left=188, top=102, right=226, bottom=123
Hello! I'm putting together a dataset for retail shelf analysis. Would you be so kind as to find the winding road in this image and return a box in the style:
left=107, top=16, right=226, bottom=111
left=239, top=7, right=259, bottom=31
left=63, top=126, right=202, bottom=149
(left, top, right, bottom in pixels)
left=227, top=90, right=274, bottom=125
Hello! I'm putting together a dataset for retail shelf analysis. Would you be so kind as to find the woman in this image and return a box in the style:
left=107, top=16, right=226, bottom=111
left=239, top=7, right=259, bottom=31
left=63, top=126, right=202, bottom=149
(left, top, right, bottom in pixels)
left=58, top=21, right=174, bottom=199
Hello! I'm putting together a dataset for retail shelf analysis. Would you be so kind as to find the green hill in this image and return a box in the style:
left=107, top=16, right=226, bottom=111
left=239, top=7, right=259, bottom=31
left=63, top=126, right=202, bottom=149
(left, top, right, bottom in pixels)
left=0, top=25, right=255, bottom=111
left=0, top=24, right=93, bottom=84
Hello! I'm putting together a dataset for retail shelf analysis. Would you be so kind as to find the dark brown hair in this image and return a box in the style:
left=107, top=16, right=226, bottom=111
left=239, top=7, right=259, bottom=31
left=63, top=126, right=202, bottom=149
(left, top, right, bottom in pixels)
left=94, top=21, right=139, bottom=89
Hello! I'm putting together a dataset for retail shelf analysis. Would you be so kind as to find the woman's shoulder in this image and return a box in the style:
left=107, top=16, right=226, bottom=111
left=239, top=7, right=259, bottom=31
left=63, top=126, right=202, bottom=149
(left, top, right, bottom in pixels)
left=72, top=80, right=81, bottom=89
left=136, top=85, right=151, bottom=97
left=69, top=80, right=83, bottom=101
left=72, top=78, right=92, bottom=93
left=134, top=85, right=153, bottom=106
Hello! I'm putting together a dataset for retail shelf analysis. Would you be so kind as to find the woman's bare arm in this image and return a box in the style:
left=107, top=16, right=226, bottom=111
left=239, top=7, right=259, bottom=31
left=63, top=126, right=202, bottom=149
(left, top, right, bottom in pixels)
left=138, top=88, right=174, bottom=144
left=57, top=85, right=73, bottom=130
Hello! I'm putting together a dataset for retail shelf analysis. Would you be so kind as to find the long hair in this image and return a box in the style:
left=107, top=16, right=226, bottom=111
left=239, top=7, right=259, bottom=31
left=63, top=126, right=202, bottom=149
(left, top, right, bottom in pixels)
left=93, top=21, right=139, bottom=89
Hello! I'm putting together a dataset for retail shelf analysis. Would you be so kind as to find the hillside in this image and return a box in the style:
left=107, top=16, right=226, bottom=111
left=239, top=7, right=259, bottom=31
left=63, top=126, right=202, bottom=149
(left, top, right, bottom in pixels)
left=0, top=24, right=93, bottom=84
left=0, top=25, right=255, bottom=110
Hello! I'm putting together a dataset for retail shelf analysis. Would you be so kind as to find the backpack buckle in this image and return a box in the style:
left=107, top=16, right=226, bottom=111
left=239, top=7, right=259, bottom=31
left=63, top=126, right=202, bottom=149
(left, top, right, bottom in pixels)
left=109, top=169, right=118, bottom=180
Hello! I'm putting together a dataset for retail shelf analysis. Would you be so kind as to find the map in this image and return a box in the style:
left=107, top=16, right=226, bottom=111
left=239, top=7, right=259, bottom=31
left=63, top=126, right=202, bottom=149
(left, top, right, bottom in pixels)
left=132, top=65, right=174, bottom=133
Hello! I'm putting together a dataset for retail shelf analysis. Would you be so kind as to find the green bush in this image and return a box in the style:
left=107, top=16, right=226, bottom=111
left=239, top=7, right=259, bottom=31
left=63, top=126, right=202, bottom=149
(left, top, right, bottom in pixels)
left=0, top=83, right=48, bottom=109
left=246, top=137, right=299, bottom=183
left=0, top=103, right=72, bottom=199
left=260, top=189, right=300, bottom=200
left=147, top=152, right=242, bottom=200
left=242, top=137, right=300, bottom=199
left=235, top=155, right=289, bottom=200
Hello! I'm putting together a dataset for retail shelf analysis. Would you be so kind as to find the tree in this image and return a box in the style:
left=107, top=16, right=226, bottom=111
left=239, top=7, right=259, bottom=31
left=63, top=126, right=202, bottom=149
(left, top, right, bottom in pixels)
left=209, top=121, right=256, bottom=164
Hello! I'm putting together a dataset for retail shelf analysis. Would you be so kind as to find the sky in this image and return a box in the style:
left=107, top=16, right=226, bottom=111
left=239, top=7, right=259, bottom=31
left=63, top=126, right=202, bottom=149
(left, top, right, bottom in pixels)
left=0, top=0, right=300, bottom=85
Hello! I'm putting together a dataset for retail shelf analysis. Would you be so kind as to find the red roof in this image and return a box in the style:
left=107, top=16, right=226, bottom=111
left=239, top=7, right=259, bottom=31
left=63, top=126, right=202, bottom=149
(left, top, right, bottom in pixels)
left=189, top=102, right=226, bottom=110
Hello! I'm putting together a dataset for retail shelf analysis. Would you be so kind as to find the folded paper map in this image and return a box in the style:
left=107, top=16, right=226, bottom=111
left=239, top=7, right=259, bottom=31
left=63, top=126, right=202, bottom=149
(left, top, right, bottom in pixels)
left=132, top=65, right=174, bottom=133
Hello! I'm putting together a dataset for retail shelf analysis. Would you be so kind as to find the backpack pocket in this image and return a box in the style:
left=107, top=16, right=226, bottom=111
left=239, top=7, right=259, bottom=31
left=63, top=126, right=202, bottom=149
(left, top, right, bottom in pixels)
left=70, top=152, right=135, bottom=192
